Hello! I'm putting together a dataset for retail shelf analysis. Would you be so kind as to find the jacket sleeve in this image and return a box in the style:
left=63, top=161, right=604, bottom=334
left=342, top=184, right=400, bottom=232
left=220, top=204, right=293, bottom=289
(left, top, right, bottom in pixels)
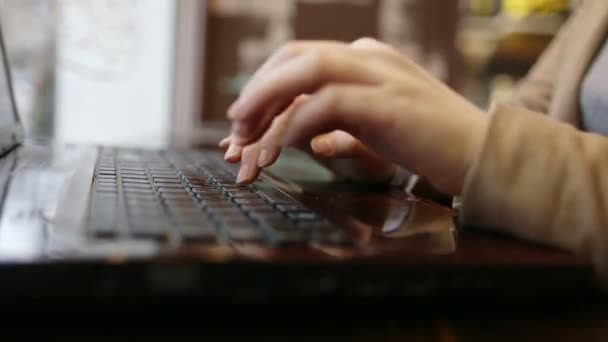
left=506, top=2, right=586, bottom=113
left=460, top=103, right=608, bottom=283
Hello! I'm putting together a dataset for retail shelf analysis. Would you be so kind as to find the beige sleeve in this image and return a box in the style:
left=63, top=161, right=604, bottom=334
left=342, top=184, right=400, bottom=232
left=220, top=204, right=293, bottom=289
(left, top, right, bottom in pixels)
left=507, top=3, right=585, bottom=112
left=460, top=103, right=608, bottom=282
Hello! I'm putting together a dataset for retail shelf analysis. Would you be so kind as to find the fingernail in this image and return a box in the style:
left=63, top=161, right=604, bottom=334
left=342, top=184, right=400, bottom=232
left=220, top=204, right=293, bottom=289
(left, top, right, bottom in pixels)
left=224, top=145, right=240, bottom=162
left=258, top=148, right=272, bottom=167
left=236, top=165, right=251, bottom=184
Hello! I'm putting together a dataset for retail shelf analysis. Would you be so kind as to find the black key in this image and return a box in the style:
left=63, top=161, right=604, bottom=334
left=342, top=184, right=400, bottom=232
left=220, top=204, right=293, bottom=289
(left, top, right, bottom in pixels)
left=248, top=210, right=284, bottom=222
left=164, top=197, right=199, bottom=206
left=186, top=179, right=211, bottom=186
left=222, top=184, right=251, bottom=190
left=158, top=188, right=189, bottom=195
left=149, top=168, right=174, bottom=173
left=96, top=183, right=117, bottom=189
left=92, top=221, right=117, bottom=238
left=121, top=171, right=147, bottom=177
left=221, top=219, right=264, bottom=242
left=239, top=203, right=274, bottom=212
left=170, top=205, right=204, bottom=215
left=198, top=195, right=229, bottom=203
left=192, top=184, right=220, bottom=193
left=124, top=193, right=158, bottom=201
left=127, top=202, right=162, bottom=210
left=121, top=174, right=149, bottom=180
left=255, top=216, right=295, bottom=230
left=123, top=183, right=153, bottom=190
left=121, top=167, right=146, bottom=172
left=153, top=177, right=181, bottom=182
left=233, top=198, right=268, bottom=205
left=95, top=194, right=119, bottom=202
left=130, top=221, right=168, bottom=239
left=205, top=203, right=240, bottom=212
left=254, top=183, right=296, bottom=204
left=276, top=204, right=307, bottom=212
left=171, top=209, right=203, bottom=218
left=96, top=187, right=117, bottom=194
left=160, top=194, right=193, bottom=202
left=156, top=183, right=185, bottom=188
left=97, top=175, right=117, bottom=180
left=175, top=215, right=210, bottom=227
left=287, top=211, right=321, bottom=221
left=180, top=222, right=218, bottom=241
left=128, top=205, right=164, bottom=215
left=123, top=189, right=155, bottom=196
left=151, top=172, right=177, bottom=177
left=226, top=192, right=260, bottom=199
left=123, top=179, right=151, bottom=184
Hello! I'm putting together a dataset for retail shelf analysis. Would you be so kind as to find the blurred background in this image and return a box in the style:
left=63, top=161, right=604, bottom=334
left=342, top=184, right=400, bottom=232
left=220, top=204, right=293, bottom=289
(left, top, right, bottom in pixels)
left=0, top=0, right=574, bottom=149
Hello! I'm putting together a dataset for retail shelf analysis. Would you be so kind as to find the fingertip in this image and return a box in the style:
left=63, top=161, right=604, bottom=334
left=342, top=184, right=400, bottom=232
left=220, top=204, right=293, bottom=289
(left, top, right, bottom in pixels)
left=224, top=144, right=243, bottom=163
left=236, top=163, right=260, bottom=185
left=219, top=137, right=231, bottom=149
left=310, top=135, right=335, bottom=157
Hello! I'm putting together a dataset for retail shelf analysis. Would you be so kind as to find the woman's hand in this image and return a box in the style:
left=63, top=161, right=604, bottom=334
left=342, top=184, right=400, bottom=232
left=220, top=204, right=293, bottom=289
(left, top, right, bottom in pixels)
left=220, top=94, right=398, bottom=185
left=225, top=38, right=488, bottom=195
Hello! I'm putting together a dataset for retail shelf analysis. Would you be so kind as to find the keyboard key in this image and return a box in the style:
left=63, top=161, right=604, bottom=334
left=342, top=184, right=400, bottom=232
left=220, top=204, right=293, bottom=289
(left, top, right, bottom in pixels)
left=123, top=183, right=153, bottom=190
left=180, top=223, right=218, bottom=241
left=121, top=174, right=149, bottom=180
left=130, top=221, right=168, bottom=239
left=92, top=221, right=117, bottom=238
left=122, top=179, right=151, bottom=184
left=156, top=182, right=185, bottom=188
left=286, top=211, right=321, bottom=221
left=123, top=188, right=155, bottom=194
left=233, top=197, right=268, bottom=206
left=158, top=188, right=189, bottom=195
left=153, top=177, right=181, bottom=182
left=276, top=204, right=307, bottom=212
left=226, top=192, right=260, bottom=199
left=254, top=183, right=296, bottom=204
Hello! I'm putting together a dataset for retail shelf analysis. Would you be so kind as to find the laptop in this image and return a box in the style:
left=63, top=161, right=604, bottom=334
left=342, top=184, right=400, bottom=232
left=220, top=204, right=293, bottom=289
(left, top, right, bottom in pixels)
left=0, top=19, right=602, bottom=314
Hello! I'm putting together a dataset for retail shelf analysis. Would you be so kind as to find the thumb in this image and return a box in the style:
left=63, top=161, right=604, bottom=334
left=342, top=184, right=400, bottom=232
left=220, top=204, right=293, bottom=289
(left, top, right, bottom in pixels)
left=310, top=130, right=397, bottom=184
left=310, top=130, right=366, bottom=159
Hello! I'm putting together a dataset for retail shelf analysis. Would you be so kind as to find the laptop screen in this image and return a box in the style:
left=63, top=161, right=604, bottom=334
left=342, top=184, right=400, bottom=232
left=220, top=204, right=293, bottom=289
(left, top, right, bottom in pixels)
left=0, top=20, right=23, bottom=153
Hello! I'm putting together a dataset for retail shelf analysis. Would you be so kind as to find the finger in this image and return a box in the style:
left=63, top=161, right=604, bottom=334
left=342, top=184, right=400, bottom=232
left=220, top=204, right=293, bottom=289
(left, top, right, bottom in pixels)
left=310, top=130, right=369, bottom=159
left=219, top=136, right=231, bottom=150
left=224, top=143, right=244, bottom=163
left=282, top=84, right=386, bottom=148
left=229, top=49, right=383, bottom=144
left=256, top=116, right=288, bottom=168
left=257, top=95, right=310, bottom=168
left=237, top=144, right=262, bottom=185
left=229, top=42, right=345, bottom=116
left=310, top=130, right=397, bottom=184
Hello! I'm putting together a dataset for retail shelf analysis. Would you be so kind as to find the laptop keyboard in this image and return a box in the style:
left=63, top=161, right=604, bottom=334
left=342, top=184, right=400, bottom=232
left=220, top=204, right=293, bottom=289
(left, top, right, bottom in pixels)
left=87, top=148, right=351, bottom=246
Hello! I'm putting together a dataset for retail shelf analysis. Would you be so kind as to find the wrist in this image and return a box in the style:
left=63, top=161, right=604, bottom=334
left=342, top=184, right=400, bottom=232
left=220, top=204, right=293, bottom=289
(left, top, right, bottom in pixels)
left=461, top=110, right=490, bottom=194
